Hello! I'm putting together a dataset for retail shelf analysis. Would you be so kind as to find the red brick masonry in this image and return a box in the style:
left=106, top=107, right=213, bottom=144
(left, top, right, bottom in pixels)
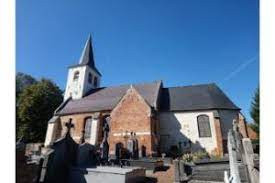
left=109, top=87, right=158, bottom=156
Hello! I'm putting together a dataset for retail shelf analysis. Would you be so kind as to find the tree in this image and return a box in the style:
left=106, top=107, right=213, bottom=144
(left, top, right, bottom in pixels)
left=16, top=72, right=37, bottom=98
left=17, top=78, right=63, bottom=142
left=250, top=87, right=259, bottom=136
left=16, top=72, right=37, bottom=141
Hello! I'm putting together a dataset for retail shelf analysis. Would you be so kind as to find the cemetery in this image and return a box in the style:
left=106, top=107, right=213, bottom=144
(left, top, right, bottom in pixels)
left=16, top=116, right=259, bottom=183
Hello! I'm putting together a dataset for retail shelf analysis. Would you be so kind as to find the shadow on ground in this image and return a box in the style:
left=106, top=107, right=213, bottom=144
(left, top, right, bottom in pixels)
left=136, top=177, right=158, bottom=183
left=155, top=165, right=170, bottom=172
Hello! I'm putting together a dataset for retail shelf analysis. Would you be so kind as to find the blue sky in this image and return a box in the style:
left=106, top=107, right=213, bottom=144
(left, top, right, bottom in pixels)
left=17, top=0, right=259, bottom=121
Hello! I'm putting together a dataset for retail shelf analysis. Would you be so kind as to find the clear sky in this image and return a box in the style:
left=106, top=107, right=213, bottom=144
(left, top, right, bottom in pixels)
left=17, top=0, right=259, bottom=121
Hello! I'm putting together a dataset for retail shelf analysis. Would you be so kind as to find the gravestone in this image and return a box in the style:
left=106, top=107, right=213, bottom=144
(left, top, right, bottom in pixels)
left=100, top=118, right=110, bottom=164
left=115, top=143, right=123, bottom=160
left=141, top=145, right=146, bottom=157
left=133, top=133, right=139, bottom=159
left=100, top=141, right=109, bottom=164
left=76, top=143, right=97, bottom=168
left=127, top=132, right=134, bottom=159
left=39, top=118, right=79, bottom=183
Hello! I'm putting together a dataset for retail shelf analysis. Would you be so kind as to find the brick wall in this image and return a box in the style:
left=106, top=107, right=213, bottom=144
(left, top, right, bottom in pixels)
left=238, top=113, right=248, bottom=138
left=213, top=117, right=224, bottom=157
left=247, top=125, right=258, bottom=140
left=109, top=87, right=156, bottom=156
left=59, top=111, right=110, bottom=145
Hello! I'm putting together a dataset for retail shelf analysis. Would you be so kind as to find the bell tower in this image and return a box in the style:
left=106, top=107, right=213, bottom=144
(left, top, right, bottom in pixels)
left=64, top=35, right=102, bottom=100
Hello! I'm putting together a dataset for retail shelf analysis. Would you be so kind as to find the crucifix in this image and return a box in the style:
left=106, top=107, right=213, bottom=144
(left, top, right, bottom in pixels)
left=65, top=118, right=74, bottom=136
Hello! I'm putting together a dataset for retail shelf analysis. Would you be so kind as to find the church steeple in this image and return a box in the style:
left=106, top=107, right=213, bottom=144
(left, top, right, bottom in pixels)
left=64, top=35, right=102, bottom=100
left=77, top=35, right=101, bottom=76
left=79, top=35, right=95, bottom=68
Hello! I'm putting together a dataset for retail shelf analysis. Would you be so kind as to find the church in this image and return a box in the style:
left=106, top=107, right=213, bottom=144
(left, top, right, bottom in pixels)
left=44, top=36, right=252, bottom=157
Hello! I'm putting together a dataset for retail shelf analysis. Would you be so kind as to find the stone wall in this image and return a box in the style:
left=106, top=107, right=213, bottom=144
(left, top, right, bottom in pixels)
left=238, top=113, right=249, bottom=138
left=159, top=110, right=218, bottom=155
left=109, top=87, right=157, bottom=156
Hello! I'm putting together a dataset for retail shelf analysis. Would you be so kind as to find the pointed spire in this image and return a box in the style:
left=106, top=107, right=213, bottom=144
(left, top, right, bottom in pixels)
left=78, top=34, right=95, bottom=68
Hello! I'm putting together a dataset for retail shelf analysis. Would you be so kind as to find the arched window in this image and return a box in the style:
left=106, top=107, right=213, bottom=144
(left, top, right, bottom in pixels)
left=84, top=117, right=92, bottom=139
left=94, top=76, right=98, bottom=87
left=73, top=71, right=79, bottom=81
left=88, top=73, right=93, bottom=84
left=197, top=115, right=211, bottom=137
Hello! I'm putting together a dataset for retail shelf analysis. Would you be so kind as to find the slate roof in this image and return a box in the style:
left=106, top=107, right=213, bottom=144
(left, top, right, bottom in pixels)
left=56, top=81, right=162, bottom=115
left=160, top=83, right=240, bottom=111
left=68, top=35, right=102, bottom=76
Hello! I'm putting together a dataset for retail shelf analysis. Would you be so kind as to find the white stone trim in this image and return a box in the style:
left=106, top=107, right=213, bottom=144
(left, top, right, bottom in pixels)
left=44, top=123, right=56, bottom=147
left=89, top=118, right=99, bottom=145
left=112, top=131, right=151, bottom=137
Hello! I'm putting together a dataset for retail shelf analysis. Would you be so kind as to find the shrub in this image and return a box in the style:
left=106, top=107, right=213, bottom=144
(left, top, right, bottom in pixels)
left=182, top=150, right=209, bottom=162
left=192, top=150, right=209, bottom=161
left=182, top=153, right=193, bottom=162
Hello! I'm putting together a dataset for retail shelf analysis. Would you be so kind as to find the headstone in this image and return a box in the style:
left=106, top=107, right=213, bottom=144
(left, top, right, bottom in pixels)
left=232, top=119, right=245, bottom=161
left=115, top=143, right=124, bottom=161
left=133, top=133, right=139, bottom=159
left=173, top=160, right=180, bottom=183
left=141, top=145, right=146, bottom=157
left=102, top=117, right=110, bottom=139
left=127, top=132, right=134, bottom=159
left=100, top=118, right=110, bottom=164
left=228, top=129, right=242, bottom=183
left=39, top=119, right=79, bottom=183
left=76, top=143, right=97, bottom=168
left=242, top=138, right=259, bottom=183
left=100, top=141, right=109, bottom=164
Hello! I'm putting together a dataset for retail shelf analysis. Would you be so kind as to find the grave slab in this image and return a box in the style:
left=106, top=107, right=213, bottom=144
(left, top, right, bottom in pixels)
left=121, top=158, right=164, bottom=171
left=69, top=166, right=146, bottom=183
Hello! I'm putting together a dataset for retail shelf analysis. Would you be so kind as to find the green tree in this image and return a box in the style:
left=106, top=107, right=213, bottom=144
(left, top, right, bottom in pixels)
left=16, top=72, right=37, bottom=99
left=17, top=79, right=63, bottom=142
left=16, top=72, right=37, bottom=140
left=250, top=87, right=259, bottom=136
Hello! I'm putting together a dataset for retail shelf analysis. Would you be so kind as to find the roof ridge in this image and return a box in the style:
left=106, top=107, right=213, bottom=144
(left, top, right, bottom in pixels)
left=102, top=80, right=162, bottom=88
left=164, top=83, right=216, bottom=89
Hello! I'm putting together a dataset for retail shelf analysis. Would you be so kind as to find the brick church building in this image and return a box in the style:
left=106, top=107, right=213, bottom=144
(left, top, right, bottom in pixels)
left=44, top=36, right=253, bottom=157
